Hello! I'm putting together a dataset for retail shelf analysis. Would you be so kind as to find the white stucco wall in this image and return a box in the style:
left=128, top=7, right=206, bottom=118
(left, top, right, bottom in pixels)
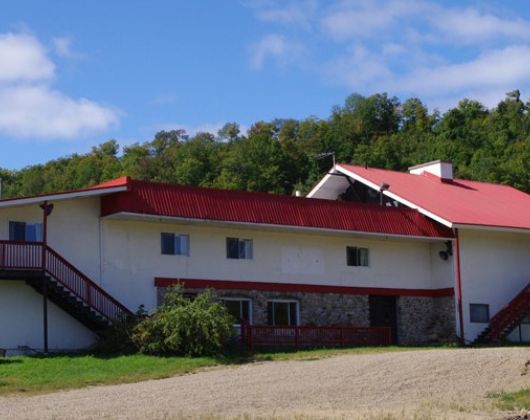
left=100, top=217, right=453, bottom=311
left=0, top=281, right=96, bottom=352
left=0, top=197, right=102, bottom=282
left=458, top=229, right=530, bottom=342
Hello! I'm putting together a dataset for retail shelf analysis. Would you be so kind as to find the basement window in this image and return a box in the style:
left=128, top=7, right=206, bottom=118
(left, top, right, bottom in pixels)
left=346, top=246, right=369, bottom=267
left=161, top=233, right=190, bottom=256
left=221, top=298, right=252, bottom=324
left=226, top=238, right=253, bottom=260
left=470, top=304, right=490, bottom=323
left=9, top=221, right=43, bottom=242
left=267, top=300, right=299, bottom=326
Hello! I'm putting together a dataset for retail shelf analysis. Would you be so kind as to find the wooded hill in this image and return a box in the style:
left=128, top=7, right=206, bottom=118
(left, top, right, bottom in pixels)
left=1, top=90, right=529, bottom=199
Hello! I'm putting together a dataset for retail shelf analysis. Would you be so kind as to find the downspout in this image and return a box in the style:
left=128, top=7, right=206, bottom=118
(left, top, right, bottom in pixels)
left=453, top=228, right=465, bottom=345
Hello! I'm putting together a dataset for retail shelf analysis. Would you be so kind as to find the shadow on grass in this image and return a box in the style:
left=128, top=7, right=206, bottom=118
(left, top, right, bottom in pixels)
left=0, top=359, right=22, bottom=365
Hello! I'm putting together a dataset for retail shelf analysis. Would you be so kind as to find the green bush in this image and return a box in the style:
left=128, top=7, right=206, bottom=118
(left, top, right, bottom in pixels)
left=132, top=286, right=235, bottom=356
left=93, top=306, right=147, bottom=355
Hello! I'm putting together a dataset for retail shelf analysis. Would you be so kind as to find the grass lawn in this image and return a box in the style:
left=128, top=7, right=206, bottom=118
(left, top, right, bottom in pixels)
left=495, top=389, right=530, bottom=411
left=0, top=345, right=452, bottom=396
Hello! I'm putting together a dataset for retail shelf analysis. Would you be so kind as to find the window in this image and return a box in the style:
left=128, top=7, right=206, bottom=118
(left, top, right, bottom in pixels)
left=347, top=246, right=369, bottom=267
left=9, top=221, right=43, bottom=242
left=267, top=300, right=298, bottom=326
left=161, top=233, right=190, bottom=256
left=470, top=304, right=490, bottom=323
left=221, top=298, right=251, bottom=324
left=226, top=237, right=253, bottom=259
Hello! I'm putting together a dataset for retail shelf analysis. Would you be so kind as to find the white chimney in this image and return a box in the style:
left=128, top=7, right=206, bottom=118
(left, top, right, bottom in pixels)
left=295, top=190, right=302, bottom=197
left=408, top=160, right=453, bottom=181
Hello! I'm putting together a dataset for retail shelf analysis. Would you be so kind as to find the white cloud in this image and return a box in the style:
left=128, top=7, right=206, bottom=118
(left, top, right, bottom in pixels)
left=0, top=32, right=119, bottom=140
left=249, top=34, right=304, bottom=69
left=0, top=32, right=54, bottom=82
left=249, top=0, right=318, bottom=30
left=393, top=46, right=530, bottom=95
left=430, top=7, right=530, bottom=43
left=326, top=44, right=392, bottom=88
left=52, top=36, right=73, bottom=57
left=0, top=85, right=118, bottom=139
left=321, top=0, right=429, bottom=40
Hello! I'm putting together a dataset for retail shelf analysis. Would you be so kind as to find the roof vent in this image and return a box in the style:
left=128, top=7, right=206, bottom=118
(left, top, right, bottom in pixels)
left=408, top=160, right=453, bottom=181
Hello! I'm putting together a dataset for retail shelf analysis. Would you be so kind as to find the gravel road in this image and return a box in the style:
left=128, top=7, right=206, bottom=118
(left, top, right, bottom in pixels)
left=1, top=347, right=529, bottom=419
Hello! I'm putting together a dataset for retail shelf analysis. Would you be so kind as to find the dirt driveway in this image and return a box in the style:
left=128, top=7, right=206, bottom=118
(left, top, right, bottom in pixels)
left=1, top=347, right=529, bottom=419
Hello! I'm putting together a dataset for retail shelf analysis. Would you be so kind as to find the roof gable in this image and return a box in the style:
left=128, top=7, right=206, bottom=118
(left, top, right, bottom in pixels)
left=331, top=164, right=530, bottom=232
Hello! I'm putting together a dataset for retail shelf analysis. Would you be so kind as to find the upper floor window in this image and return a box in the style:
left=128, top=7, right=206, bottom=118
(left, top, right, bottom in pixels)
left=9, top=221, right=43, bottom=242
left=161, top=233, right=190, bottom=256
left=226, top=237, right=253, bottom=260
left=346, top=246, right=369, bottom=267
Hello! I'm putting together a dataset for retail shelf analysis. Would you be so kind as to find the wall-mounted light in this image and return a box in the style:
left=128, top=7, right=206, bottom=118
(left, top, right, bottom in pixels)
left=439, top=241, right=453, bottom=261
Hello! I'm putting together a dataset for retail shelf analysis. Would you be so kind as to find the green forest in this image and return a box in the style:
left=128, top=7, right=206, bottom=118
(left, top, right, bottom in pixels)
left=1, top=90, right=529, bottom=199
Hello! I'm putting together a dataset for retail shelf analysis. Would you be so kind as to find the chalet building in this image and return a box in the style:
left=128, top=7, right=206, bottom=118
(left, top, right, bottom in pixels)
left=0, top=160, right=529, bottom=353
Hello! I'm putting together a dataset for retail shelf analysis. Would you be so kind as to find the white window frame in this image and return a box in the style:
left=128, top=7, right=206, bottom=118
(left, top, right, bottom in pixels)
left=346, top=246, right=370, bottom=267
left=226, top=237, right=253, bottom=260
left=220, top=297, right=252, bottom=325
left=267, top=299, right=300, bottom=326
left=161, top=232, right=190, bottom=256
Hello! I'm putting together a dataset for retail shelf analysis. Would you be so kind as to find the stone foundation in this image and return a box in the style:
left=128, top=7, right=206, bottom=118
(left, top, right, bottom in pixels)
left=157, top=287, right=456, bottom=344
left=397, top=296, right=456, bottom=345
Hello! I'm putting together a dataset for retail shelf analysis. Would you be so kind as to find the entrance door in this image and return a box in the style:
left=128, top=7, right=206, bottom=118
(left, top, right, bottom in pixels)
left=369, top=295, right=398, bottom=344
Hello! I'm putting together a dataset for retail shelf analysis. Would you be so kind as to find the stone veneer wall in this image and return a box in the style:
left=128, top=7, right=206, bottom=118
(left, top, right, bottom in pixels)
left=397, top=295, right=456, bottom=345
left=158, top=287, right=369, bottom=326
left=157, top=287, right=456, bottom=344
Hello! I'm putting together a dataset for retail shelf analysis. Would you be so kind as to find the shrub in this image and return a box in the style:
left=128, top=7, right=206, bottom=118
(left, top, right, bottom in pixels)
left=93, top=306, right=147, bottom=355
left=132, top=286, right=235, bottom=356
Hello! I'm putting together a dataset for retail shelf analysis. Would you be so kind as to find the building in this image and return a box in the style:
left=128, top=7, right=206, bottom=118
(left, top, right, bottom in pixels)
left=0, top=160, right=528, bottom=353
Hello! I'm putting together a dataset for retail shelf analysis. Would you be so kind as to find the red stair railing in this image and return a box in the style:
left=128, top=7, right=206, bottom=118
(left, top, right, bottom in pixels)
left=0, top=240, right=131, bottom=322
left=482, top=283, right=530, bottom=342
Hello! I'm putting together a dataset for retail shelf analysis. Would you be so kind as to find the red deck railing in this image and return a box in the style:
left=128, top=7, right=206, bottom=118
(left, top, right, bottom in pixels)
left=241, top=322, right=392, bottom=351
left=0, top=240, right=131, bottom=322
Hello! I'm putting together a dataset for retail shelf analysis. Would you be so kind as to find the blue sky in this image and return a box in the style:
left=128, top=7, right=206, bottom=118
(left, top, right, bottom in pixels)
left=1, top=0, right=530, bottom=169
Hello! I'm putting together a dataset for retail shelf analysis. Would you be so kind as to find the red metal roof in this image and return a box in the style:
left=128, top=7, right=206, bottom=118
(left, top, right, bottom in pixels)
left=337, top=163, right=530, bottom=231
left=100, top=178, right=453, bottom=238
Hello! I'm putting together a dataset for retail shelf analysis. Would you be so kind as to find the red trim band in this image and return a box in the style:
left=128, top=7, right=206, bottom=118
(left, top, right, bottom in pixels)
left=154, top=277, right=454, bottom=298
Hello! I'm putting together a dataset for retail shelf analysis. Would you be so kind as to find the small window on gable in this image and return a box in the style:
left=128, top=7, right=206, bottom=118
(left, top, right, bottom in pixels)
left=346, top=246, right=369, bottom=267
left=226, top=237, right=253, bottom=259
left=470, top=304, right=490, bottom=323
left=161, top=233, right=190, bottom=256
left=9, top=221, right=43, bottom=242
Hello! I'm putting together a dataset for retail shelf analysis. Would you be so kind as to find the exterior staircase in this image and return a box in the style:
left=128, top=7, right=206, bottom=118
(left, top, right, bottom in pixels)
left=0, top=240, right=131, bottom=333
left=473, top=283, right=530, bottom=344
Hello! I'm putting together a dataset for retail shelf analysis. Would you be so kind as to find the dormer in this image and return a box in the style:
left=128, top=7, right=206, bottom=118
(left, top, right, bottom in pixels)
left=408, top=160, right=453, bottom=181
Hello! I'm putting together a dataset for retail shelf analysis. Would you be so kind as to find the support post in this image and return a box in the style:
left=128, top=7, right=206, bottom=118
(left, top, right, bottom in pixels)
left=454, top=229, right=465, bottom=345
left=39, top=201, right=53, bottom=355
left=43, top=276, right=48, bottom=354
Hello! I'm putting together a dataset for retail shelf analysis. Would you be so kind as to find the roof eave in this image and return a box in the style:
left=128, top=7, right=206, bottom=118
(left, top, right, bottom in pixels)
left=0, top=185, right=129, bottom=208
left=102, top=211, right=454, bottom=241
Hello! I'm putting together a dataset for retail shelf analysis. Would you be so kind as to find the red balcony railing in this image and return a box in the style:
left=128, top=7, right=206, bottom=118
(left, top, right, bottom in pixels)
left=0, top=240, right=131, bottom=322
left=241, top=322, right=392, bottom=351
